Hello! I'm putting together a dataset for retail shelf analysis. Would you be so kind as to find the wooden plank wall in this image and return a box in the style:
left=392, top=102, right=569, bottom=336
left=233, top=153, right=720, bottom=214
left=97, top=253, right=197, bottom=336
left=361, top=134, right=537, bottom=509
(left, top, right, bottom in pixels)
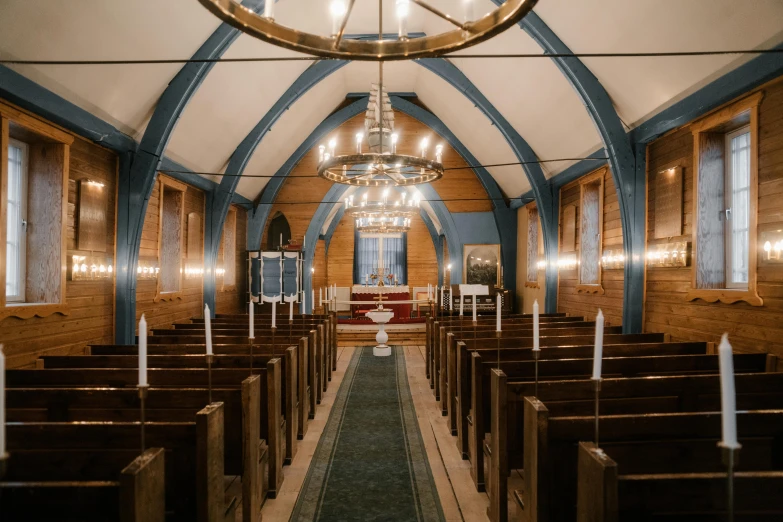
left=312, top=239, right=327, bottom=311
left=326, top=216, right=355, bottom=288
left=216, top=205, right=248, bottom=315
left=516, top=203, right=546, bottom=313
left=557, top=167, right=625, bottom=325
left=645, top=78, right=783, bottom=355
left=136, top=180, right=205, bottom=332
left=1, top=137, right=117, bottom=368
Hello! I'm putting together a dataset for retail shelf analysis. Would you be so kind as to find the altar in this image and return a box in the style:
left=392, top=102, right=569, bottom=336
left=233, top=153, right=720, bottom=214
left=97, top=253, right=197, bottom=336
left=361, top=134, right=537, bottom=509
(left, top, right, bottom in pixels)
left=351, top=286, right=412, bottom=322
left=351, top=285, right=409, bottom=295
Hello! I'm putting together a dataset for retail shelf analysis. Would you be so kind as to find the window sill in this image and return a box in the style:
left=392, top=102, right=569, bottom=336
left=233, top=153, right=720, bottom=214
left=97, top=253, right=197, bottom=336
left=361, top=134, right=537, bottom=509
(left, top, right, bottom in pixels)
left=154, top=291, right=183, bottom=303
left=221, top=284, right=237, bottom=293
left=524, top=281, right=540, bottom=289
left=0, top=302, right=70, bottom=321
left=576, top=284, right=605, bottom=295
left=685, top=289, right=763, bottom=306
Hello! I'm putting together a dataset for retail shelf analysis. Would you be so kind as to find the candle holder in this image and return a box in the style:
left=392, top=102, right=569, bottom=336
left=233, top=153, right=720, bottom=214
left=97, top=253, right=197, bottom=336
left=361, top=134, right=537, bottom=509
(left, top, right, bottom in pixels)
left=271, top=326, right=277, bottom=357
left=592, top=378, right=602, bottom=447
left=533, top=349, right=541, bottom=397
left=719, top=443, right=741, bottom=522
left=205, top=354, right=214, bottom=403
left=138, top=384, right=149, bottom=453
left=249, top=337, right=254, bottom=376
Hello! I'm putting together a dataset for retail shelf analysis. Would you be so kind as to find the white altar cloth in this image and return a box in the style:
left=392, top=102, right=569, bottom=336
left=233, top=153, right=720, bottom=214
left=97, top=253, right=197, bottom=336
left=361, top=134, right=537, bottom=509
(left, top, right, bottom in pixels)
left=351, top=285, right=410, bottom=295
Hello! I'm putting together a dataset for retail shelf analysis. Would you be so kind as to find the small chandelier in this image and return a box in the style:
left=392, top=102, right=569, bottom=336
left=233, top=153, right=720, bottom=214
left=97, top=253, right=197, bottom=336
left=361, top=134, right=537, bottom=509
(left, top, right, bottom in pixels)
left=318, top=80, right=444, bottom=187
left=198, top=0, right=539, bottom=61
left=355, top=215, right=412, bottom=234
left=349, top=189, right=418, bottom=233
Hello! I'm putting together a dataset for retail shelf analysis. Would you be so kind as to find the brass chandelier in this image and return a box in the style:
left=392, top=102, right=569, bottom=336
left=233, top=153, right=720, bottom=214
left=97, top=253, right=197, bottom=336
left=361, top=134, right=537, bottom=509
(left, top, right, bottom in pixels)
left=198, top=0, right=539, bottom=61
left=347, top=190, right=419, bottom=233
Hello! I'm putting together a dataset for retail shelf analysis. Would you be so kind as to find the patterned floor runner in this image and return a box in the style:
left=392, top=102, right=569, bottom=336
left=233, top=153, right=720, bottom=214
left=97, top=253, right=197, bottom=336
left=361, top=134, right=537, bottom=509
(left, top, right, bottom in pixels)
left=290, top=346, right=445, bottom=522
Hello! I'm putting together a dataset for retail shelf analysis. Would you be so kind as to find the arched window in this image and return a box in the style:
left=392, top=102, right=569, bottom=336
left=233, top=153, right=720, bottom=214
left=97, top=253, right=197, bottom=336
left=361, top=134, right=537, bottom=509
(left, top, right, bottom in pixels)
left=268, top=212, right=291, bottom=250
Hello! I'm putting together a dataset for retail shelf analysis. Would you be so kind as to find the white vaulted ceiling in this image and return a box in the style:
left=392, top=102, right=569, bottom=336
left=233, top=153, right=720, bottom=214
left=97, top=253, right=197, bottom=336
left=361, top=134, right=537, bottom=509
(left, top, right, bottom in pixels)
left=1, top=0, right=782, bottom=200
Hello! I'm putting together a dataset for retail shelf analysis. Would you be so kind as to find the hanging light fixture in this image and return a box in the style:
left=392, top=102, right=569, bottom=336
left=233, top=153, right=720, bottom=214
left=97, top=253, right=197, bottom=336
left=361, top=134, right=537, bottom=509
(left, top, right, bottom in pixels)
left=198, top=0, right=538, bottom=61
left=347, top=189, right=420, bottom=233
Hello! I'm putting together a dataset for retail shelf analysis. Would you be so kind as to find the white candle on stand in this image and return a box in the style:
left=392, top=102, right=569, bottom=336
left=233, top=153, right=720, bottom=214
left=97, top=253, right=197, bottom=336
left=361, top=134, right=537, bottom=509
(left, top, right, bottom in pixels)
left=472, top=295, right=477, bottom=322
left=533, top=300, right=540, bottom=351
left=450, top=287, right=454, bottom=311
left=441, top=286, right=446, bottom=307
left=366, top=274, right=369, bottom=285
left=319, top=288, right=323, bottom=306
left=496, top=294, right=501, bottom=332
left=272, top=300, right=277, bottom=328
left=204, top=305, right=213, bottom=356
left=279, top=233, right=283, bottom=247
left=0, top=344, right=6, bottom=458
left=311, top=290, right=315, bottom=312
left=718, top=333, right=739, bottom=448
left=289, top=298, right=294, bottom=321
left=139, top=314, right=148, bottom=386
left=592, top=310, right=604, bottom=379
left=459, top=292, right=464, bottom=316
left=249, top=300, right=255, bottom=339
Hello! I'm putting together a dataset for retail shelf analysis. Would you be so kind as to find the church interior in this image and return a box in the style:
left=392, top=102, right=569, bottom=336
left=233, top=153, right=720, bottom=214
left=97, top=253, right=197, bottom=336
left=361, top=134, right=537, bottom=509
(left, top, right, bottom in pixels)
left=1, top=1, right=783, bottom=520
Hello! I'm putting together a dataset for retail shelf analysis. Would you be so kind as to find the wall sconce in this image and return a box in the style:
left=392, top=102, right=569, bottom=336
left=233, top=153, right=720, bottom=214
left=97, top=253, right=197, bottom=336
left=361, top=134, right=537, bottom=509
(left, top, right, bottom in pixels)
left=761, top=229, right=783, bottom=263
left=137, top=258, right=159, bottom=280
left=536, top=260, right=546, bottom=270
left=556, top=255, right=578, bottom=270
left=601, top=249, right=625, bottom=270
left=184, top=265, right=205, bottom=279
left=215, top=267, right=226, bottom=278
left=646, top=241, right=689, bottom=268
left=71, top=254, right=113, bottom=281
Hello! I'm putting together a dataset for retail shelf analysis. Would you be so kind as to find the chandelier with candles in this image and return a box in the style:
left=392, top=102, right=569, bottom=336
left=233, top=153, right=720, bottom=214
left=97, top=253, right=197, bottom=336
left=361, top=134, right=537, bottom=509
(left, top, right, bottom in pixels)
left=197, top=0, right=538, bottom=61
left=317, top=71, right=444, bottom=187
left=346, top=189, right=420, bottom=233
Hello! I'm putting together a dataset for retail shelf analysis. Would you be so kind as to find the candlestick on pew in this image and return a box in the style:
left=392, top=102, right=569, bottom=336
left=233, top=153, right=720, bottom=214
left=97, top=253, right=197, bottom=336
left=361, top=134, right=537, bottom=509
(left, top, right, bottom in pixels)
left=592, top=309, right=604, bottom=447
left=271, top=298, right=277, bottom=356
left=472, top=293, right=477, bottom=322
left=249, top=300, right=255, bottom=375
left=459, top=290, right=464, bottom=317
left=532, top=300, right=540, bottom=397
left=1, top=344, right=7, bottom=479
left=718, top=333, right=741, bottom=522
left=319, top=287, right=323, bottom=307
left=138, top=315, right=149, bottom=453
left=203, top=304, right=215, bottom=403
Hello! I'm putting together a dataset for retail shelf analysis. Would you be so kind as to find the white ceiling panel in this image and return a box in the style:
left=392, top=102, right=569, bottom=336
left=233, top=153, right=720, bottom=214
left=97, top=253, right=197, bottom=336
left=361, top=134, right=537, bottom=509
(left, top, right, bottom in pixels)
left=535, top=0, right=783, bottom=127
left=0, top=0, right=221, bottom=135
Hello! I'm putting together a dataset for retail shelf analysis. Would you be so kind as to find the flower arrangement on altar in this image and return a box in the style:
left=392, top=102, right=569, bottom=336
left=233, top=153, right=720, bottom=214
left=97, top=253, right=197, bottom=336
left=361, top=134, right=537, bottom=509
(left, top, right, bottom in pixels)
left=386, top=273, right=395, bottom=285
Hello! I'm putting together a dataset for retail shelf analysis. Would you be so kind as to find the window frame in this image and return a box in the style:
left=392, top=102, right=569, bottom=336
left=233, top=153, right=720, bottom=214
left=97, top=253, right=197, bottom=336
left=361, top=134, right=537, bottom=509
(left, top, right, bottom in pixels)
left=0, top=106, right=73, bottom=321
left=525, top=204, right=541, bottom=289
left=6, top=137, right=28, bottom=302
left=687, top=92, right=763, bottom=306
left=154, top=175, right=187, bottom=302
left=724, top=125, right=751, bottom=290
left=576, top=168, right=606, bottom=295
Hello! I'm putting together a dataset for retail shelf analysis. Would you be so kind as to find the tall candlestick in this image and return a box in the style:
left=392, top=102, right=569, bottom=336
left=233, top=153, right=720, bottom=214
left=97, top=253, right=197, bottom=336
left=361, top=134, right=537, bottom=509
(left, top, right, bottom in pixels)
left=0, top=344, right=6, bottom=458
left=592, top=310, right=604, bottom=379
left=441, top=286, right=446, bottom=307
left=289, top=298, right=294, bottom=321
left=472, top=294, right=477, bottom=322
left=319, top=288, right=323, bottom=306
left=459, top=292, right=464, bottom=316
left=311, top=290, right=315, bottom=312
left=249, top=300, right=254, bottom=339
left=139, top=314, right=148, bottom=386
left=272, top=300, right=277, bottom=328
left=533, top=300, right=540, bottom=351
left=204, top=305, right=213, bottom=356
left=279, top=233, right=283, bottom=248
left=496, top=294, right=501, bottom=332
left=718, top=333, right=739, bottom=448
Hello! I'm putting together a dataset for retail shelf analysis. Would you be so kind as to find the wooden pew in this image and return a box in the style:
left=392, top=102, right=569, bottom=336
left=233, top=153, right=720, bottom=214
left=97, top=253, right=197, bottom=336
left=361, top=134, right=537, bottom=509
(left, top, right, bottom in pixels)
left=1, top=447, right=165, bottom=522
left=6, top=378, right=269, bottom=521
left=577, top=439, right=783, bottom=521
left=5, top=361, right=288, bottom=499
left=5, top=404, right=231, bottom=522
left=489, top=371, right=783, bottom=522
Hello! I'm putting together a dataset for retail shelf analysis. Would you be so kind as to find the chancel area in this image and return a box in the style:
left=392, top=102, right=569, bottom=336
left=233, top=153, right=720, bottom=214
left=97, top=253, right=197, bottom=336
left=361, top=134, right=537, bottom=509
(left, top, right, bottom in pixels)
left=1, top=1, right=783, bottom=521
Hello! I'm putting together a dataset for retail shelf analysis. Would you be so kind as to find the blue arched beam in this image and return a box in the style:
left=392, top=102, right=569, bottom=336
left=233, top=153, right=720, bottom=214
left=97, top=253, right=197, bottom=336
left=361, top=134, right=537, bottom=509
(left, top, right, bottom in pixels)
left=416, top=58, right=558, bottom=312
left=516, top=10, right=643, bottom=332
left=114, top=0, right=264, bottom=341
left=390, top=95, right=517, bottom=291
left=204, top=59, right=347, bottom=312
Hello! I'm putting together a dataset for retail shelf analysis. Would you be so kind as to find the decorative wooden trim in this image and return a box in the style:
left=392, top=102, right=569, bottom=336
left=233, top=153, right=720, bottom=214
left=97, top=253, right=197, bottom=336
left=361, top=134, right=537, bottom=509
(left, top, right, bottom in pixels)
left=0, top=100, right=75, bottom=145
left=689, top=90, right=763, bottom=301
left=524, top=281, right=540, bottom=289
left=576, top=284, right=605, bottom=295
left=0, top=302, right=71, bottom=321
left=685, top=289, right=763, bottom=307
left=154, top=177, right=187, bottom=302
left=577, top=167, right=606, bottom=288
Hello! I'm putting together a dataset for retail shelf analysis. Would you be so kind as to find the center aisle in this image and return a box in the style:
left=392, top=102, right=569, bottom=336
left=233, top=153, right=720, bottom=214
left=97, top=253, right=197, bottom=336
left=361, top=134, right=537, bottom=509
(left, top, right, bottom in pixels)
left=290, top=346, right=446, bottom=522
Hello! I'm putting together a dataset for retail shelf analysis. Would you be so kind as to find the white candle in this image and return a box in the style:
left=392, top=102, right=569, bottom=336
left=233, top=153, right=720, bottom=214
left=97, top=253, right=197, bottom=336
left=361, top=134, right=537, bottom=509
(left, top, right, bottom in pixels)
left=366, top=274, right=369, bottom=285
left=472, top=294, right=477, bottom=322
left=311, top=290, right=315, bottom=312
left=496, top=294, right=501, bottom=332
left=319, top=288, right=323, bottom=306
left=0, top=344, right=6, bottom=457
left=718, top=333, right=740, bottom=448
left=279, top=233, right=283, bottom=247
left=272, top=300, right=277, bottom=328
left=450, top=287, right=453, bottom=311
left=533, top=300, right=540, bottom=351
left=139, top=314, right=148, bottom=386
left=592, top=309, right=604, bottom=379
left=459, top=292, right=464, bottom=316
left=441, top=286, right=446, bottom=307
left=204, top=305, right=213, bottom=356
left=249, top=300, right=254, bottom=339
left=289, top=298, right=294, bottom=321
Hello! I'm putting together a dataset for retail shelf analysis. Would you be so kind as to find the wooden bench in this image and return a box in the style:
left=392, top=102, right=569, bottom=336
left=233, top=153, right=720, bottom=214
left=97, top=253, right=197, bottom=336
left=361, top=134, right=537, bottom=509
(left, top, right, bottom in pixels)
left=1, top=447, right=165, bottom=522
left=490, top=371, right=783, bottom=522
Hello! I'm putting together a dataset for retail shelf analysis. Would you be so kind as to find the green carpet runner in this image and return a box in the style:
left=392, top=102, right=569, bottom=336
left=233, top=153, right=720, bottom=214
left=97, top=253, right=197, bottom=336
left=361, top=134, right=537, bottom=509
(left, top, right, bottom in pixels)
left=291, top=346, right=446, bottom=522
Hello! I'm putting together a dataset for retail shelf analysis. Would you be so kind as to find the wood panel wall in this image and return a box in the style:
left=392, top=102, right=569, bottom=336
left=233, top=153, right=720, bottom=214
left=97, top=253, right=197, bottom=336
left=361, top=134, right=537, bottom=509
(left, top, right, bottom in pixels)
left=1, top=135, right=117, bottom=368
left=326, top=215, right=355, bottom=288
left=557, top=167, right=625, bottom=325
left=312, top=238, right=327, bottom=312
left=216, top=205, right=248, bottom=315
left=136, top=180, right=205, bottom=332
left=644, top=78, right=783, bottom=355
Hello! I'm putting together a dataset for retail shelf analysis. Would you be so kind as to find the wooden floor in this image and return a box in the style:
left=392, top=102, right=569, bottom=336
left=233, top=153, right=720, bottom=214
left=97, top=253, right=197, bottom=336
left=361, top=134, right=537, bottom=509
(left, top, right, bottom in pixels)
left=260, top=344, right=490, bottom=521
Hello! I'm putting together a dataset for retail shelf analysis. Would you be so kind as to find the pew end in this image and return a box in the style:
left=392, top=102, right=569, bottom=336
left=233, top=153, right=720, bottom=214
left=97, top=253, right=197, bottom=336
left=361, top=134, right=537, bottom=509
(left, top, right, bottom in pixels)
left=120, top=447, right=167, bottom=522
left=576, top=442, right=618, bottom=522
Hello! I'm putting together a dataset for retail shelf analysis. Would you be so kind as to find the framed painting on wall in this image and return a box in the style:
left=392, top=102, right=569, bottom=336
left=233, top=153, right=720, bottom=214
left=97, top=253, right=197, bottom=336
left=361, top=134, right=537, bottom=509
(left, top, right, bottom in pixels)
left=463, top=244, right=501, bottom=286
